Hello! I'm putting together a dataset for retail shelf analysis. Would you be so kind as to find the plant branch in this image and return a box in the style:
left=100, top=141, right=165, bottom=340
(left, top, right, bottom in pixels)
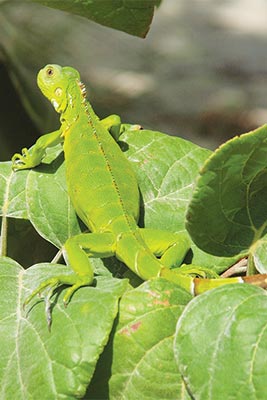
left=221, top=258, right=247, bottom=278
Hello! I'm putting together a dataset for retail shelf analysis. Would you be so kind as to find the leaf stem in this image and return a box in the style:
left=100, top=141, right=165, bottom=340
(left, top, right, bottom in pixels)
left=51, top=249, right=63, bottom=264
left=0, top=215, right=8, bottom=257
left=221, top=258, right=247, bottom=278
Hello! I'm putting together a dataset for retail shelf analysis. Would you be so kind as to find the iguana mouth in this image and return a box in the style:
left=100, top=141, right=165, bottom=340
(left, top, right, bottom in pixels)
left=51, top=98, right=60, bottom=111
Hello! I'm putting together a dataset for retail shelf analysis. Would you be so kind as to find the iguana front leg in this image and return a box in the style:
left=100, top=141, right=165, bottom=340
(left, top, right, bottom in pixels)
left=100, top=114, right=122, bottom=141
left=11, top=116, right=138, bottom=171
left=101, top=114, right=142, bottom=141
left=11, top=115, right=126, bottom=171
left=12, top=129, right=63, bottom=170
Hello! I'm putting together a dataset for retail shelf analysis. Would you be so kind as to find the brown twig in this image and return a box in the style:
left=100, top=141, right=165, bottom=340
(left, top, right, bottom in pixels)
left=221, top=257, right=248, bottom=278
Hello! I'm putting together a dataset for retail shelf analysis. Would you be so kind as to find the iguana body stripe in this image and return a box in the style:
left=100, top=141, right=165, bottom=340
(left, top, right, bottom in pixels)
left=11, top=64, right=267, bottom=313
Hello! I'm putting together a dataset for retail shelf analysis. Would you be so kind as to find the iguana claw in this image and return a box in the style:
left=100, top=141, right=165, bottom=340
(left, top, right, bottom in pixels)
left=23, top=277, right=60, bottom=309
left=12, top=148, right=31, bottom=170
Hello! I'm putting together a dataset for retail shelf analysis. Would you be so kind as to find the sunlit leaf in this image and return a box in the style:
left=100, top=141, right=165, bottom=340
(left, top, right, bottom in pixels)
left=110, top=278, right=192, bottom=399
left=187, top=125, right=267, bottom=257
left=174, top=284, right=267, bottom=400
left=0, top=256, right=127, bottom=399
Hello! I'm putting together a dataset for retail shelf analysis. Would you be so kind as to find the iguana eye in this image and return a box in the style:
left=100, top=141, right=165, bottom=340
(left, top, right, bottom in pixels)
left=55, top=87, right=62, bottom=97
left=46, top=67, right=54, bottom=77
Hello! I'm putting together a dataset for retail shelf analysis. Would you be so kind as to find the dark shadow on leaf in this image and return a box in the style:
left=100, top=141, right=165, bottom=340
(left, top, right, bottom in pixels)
left=102, top=256, right=127, bottom=278
left=7, top=218, right=57, bottom=267
left=33, top=151, right=64, bottom=174
left=138, top=190, right=145, bottom=228
left=24, top=297, right=44, bottom=318
left=183, top=248, right=194, bottom=265
left=85, top=314, right=119, bottom=399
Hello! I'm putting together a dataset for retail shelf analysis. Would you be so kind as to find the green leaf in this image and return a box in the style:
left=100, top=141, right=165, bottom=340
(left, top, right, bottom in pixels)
left=26, top=154, right=81, bottom=249
left=0, top=256, right=127, bottom=399
left=186, top=125, right=267, bottom=257
left=121, top=129, right=211, bottom=233
left=121, top=129, right=236, bottom=271
left=174, top=284, right=267, bottom=400
left=0, top=162, right=28, bottom=219
left=30, top=0, right=158, bottom=37
left=0, top=144, right=62, bottom=223
left=110, top=278, right=192, bottom=400
left=250, top=234, right=267, bottom=273
left=188, top=244, right=240, bottom=273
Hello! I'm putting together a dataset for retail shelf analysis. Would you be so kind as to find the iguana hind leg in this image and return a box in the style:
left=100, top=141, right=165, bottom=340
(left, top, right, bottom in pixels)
left=24, top=232, right=116, bottom=308
left=139, top=228, right=191, bottom=269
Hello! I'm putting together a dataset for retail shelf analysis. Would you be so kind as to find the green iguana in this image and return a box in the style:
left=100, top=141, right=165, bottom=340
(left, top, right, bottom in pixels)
left=12, top=64, right=267, bottom=310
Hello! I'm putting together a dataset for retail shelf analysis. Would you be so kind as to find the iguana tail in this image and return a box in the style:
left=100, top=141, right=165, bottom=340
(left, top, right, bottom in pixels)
left=116, top=231, right=267, bottom=295
left=161, top=267, right=267, bottom=295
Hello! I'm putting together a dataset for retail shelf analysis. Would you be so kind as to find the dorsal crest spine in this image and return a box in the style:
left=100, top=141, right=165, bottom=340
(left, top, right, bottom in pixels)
left=78, top=81, right=87, bottom=99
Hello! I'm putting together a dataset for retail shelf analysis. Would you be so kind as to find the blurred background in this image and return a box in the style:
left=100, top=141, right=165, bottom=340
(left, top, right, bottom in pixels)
left=1, top=0, right=267, bottom=160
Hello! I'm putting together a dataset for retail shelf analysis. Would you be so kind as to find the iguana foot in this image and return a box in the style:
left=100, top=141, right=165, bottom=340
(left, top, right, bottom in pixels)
left=23, top=273, right=94, bottom=309
left=174, top=264, right=219, bottom=279
left=12, top=148, right=37, bottom=170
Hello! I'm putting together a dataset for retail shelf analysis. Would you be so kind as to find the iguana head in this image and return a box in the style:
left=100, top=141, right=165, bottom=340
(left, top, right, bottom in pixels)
left=37, top=64, right=81, bottom=114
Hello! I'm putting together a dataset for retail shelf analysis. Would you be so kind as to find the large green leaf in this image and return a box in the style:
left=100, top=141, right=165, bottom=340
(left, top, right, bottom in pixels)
left=0, top=256, right=127, bottom=399
left=121, top=129, right=210, bottom=233
left=250, top=233, right=267, bottom=274
left=109, top=278, right=192, bottom=400
left=26, top=155, right=81, bottom=249
left=186, top=125, right=267, bottom=257
left=0, top=145, right=62, bottom=222
left=30, top=0, right=159, bottom=37
left=174, top=284, right=267, bottom=400
left=0, top=162, right=28, bottom=219
left=122, top=129, right=237, bottom=271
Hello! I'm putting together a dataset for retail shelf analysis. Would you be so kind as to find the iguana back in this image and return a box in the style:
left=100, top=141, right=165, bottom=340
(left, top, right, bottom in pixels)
left=63, top=100, right=140, bottom=235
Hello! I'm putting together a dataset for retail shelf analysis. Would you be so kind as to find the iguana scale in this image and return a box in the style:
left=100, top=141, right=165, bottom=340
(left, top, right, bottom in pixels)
left=12, top=65, right=267, bottom=310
